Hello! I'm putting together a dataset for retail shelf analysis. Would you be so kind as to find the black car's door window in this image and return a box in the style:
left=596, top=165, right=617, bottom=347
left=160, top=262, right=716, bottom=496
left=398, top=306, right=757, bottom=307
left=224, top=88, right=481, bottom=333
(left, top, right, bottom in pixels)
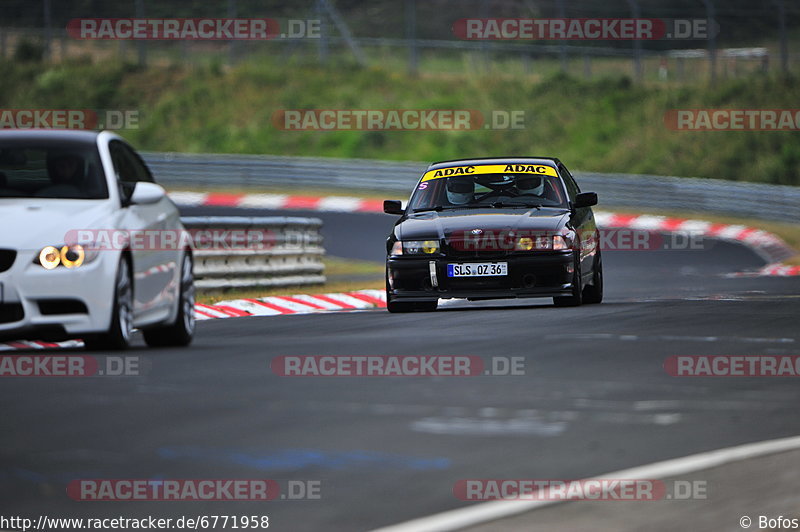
left=559, top=164, right=580, bottom=203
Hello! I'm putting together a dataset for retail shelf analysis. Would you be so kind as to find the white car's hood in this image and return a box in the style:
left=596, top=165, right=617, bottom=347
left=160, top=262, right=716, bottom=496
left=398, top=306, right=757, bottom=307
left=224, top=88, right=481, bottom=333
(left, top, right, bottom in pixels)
left=0, top=199, right=116, bottom=251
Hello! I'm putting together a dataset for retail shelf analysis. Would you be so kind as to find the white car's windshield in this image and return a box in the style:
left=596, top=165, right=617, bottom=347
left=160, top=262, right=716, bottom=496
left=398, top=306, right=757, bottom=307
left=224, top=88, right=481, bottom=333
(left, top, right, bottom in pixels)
left=0, top=141, right=108, bottom=199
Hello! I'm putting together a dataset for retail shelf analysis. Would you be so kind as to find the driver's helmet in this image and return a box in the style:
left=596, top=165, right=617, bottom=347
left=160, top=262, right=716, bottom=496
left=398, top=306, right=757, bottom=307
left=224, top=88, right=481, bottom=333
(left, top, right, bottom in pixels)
left=445, top=177, right=474, bottom=205
left=516, top=175, right=544, bottom=196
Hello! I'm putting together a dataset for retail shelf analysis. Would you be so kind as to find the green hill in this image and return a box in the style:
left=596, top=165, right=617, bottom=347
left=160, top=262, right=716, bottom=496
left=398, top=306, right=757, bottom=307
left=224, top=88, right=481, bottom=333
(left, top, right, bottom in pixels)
left=2, top=57, right=799, bottom=185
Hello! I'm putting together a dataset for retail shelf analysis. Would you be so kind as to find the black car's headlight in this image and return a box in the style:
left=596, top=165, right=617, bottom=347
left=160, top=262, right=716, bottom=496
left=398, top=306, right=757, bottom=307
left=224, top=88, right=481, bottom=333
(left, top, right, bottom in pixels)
left=391, top=240, right=440, bottom=256
left=513, top=235, right=572, bottom=251
left=34, top=244, right=98, bottom=269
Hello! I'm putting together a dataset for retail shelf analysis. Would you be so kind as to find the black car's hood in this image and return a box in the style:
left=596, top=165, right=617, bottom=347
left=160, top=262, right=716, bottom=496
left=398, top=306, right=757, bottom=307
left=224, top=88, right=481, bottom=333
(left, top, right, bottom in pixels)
left=395, top=207, right=571, bottom=241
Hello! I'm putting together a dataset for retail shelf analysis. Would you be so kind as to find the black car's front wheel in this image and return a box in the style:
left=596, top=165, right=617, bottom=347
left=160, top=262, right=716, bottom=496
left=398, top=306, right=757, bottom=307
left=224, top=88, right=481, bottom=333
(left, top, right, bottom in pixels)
left=386, top=276, right=438, bottom=313
left=582, top=252, right=603, bottom=305
left=553, top=257, right=582, bottom=307
left=387, top=299, right=438, bottom=313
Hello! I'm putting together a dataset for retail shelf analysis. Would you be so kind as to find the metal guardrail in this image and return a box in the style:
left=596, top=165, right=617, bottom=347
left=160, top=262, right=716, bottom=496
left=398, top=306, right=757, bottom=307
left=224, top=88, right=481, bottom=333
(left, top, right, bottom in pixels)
left=148, top=152, right=800, bottom=223
left=180, top=216, right=325, bottom=291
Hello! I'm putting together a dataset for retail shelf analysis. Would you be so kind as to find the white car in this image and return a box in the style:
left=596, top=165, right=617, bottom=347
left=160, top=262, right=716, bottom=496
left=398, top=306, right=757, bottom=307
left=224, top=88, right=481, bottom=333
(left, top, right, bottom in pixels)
left=0, top=129, right=194, bottom=349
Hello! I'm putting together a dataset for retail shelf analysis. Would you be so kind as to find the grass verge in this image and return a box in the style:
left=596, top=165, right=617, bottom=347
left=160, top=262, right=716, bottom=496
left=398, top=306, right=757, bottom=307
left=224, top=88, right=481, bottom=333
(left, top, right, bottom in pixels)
left=4, top=59, right=800, bottom=186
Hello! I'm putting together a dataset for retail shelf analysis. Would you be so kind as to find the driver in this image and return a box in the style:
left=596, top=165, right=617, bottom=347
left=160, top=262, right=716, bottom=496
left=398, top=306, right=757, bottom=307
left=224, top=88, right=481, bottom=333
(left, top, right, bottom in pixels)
left=515, top=175, right=545, bottom=196
left=445, top=177, right=474, bottom=205
left=47, top=153, right=84, bottom=185
left=35, top=152, right=86, bottom=198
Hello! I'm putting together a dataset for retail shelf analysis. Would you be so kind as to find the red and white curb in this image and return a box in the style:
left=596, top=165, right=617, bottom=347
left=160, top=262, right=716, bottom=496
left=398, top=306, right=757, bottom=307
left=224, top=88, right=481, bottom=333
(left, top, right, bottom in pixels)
left=0, top=339, right=84, bottom=352
left=593, top=212, right=797, bottom=267
left=725, top=263, right=800, bottom=278
left=169, top=191, right=386, bottom=213
left=194, top=289, right=386, bottom=320
left=0, top=290, right=387, bottom=351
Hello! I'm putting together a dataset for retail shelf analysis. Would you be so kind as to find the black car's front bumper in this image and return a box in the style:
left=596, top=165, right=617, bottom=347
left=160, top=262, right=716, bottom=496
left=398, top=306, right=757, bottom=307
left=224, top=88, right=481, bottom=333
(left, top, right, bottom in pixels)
left=386, top=251, right=575, bottom=302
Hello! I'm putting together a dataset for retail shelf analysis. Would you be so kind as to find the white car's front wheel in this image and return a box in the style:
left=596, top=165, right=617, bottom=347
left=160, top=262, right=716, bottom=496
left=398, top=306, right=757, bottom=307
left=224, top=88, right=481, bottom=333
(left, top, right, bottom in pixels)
left=143, top=252, right=195, bottom=348
left=84, top=257, right=133, bottom=351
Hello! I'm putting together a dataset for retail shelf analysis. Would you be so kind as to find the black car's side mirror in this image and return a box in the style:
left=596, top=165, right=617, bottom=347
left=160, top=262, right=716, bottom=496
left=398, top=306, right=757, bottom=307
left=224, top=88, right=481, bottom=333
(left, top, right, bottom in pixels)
left=574, top=192, right=598, bottom=209
left=383, top=200, right=404, bottom=215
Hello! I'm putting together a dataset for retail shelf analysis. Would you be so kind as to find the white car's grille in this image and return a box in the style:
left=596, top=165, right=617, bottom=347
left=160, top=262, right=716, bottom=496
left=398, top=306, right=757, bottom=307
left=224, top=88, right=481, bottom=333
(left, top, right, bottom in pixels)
left=0, top=249, right=16, bottom=273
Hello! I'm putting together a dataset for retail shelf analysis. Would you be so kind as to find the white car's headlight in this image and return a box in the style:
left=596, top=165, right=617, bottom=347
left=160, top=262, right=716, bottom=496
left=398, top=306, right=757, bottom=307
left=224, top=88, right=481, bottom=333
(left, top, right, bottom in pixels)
left=35, top=244, right=98, bottom=269
left=60, top=244, right=85, bottom=268
left=38, top=246, right=61, bottom=270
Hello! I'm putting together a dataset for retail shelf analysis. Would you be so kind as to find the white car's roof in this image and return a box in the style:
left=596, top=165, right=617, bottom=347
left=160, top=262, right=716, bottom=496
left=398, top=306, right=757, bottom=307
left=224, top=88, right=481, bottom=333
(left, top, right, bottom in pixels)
left=0, top=129, right=101, bottom=143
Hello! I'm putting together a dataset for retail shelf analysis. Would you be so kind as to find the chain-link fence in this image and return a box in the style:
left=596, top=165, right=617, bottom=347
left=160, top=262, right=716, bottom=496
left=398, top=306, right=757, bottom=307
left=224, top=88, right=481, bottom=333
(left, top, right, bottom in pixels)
left=2, top=0, right=798, bottom=83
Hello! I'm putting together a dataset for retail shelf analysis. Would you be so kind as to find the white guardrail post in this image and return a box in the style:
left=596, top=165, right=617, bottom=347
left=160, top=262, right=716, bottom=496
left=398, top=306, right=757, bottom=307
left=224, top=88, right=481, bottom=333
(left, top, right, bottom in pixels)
left=180, top=216, right=325, bottom=291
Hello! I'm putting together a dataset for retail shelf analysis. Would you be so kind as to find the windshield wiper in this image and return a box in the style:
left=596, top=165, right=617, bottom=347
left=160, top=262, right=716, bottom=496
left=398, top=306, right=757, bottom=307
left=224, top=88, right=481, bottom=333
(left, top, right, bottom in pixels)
left=490, top=201, right=543, bottom=209
left=413, top=205, right=483, bottom=212
left=411, top=205, right=444, bottom=213
left=412, top=203, right=542, bottom=212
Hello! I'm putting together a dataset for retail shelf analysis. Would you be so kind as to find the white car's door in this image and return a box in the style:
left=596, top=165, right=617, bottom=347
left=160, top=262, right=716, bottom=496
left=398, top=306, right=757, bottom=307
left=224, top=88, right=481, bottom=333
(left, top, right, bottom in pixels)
left=108, top=140, right=181, bottom=327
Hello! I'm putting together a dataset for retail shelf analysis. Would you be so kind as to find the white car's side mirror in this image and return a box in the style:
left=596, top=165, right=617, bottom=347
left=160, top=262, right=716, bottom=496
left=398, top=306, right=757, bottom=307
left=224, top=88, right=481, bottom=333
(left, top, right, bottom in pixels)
left=129, top=182, right=166, bottom=205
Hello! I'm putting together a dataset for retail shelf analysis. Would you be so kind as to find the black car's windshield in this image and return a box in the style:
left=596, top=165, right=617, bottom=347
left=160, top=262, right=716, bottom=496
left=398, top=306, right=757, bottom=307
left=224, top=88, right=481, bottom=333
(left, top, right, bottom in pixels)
left=407, top=170, right=568, bottom=212
left=0, top=141, right=108, bottom=199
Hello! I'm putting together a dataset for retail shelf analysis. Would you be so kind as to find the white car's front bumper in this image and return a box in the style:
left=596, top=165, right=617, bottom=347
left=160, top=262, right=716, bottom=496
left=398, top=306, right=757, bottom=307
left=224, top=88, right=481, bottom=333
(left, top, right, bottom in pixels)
left=0, top=247, right=119, bottom=340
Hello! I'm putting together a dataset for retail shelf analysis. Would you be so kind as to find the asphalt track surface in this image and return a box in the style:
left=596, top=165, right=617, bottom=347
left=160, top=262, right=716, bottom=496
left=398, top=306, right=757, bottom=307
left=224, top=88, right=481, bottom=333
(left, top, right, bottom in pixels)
left=1, top=207, right=799, bottom=531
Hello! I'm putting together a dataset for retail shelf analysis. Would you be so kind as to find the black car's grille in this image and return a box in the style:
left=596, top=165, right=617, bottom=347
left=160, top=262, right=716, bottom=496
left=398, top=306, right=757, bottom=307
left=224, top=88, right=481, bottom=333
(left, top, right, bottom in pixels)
left=442, top=242, right=511, bottom=259
left=0, top=303, right=24, bottom=324
left=0, top=249, right=16, bottom=273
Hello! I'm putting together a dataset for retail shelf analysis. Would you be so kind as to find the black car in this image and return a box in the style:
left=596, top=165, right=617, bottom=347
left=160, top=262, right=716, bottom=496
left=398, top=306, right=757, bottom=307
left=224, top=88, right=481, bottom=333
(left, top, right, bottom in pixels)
left=383, top=157, right=602, bottom=312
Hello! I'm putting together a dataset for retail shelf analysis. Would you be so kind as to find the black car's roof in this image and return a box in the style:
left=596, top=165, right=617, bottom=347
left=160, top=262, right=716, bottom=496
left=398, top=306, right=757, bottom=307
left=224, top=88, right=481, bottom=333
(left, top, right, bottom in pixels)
left=0, top=129, right=100, bottom=143
left=428, top=157, right=561, bottom=170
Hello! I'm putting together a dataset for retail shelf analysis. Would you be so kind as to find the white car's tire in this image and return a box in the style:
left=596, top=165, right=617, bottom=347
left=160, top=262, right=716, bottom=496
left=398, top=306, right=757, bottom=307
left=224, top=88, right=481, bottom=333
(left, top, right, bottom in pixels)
left=84, top=257, right=134, bottom=351
left=143, top=253, right=195, bottom=348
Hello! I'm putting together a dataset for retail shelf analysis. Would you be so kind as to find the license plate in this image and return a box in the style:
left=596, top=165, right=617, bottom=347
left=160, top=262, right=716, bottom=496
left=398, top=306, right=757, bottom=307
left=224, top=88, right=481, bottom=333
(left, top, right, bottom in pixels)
left=447, top=263, right=508, bottom=277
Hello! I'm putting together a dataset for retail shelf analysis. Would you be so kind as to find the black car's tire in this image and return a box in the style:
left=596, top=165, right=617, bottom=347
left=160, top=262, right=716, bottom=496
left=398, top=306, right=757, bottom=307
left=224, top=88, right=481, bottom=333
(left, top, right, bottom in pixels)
left=413, top=300, right=438, bottom=312
left=582, top=253, right=603, bottom=305
left=387, top=298, right=438, bottom=313
left=143, top=253, right=195, bottom=348
left=84, top=257, right=133, bottom=351
left=553, top=258, right=582, bottom=307
left=387, top=298, right=414, bottom=313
